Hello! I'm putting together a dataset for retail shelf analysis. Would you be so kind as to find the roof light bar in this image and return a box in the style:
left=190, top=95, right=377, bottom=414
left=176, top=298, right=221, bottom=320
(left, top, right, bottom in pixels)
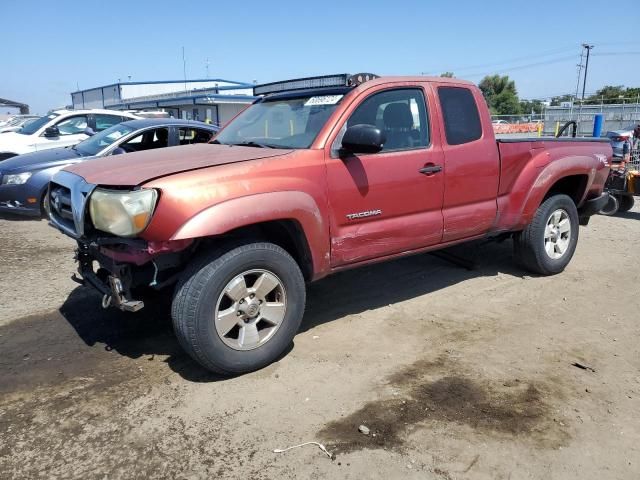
left=253, top=73, right=379, bottom=96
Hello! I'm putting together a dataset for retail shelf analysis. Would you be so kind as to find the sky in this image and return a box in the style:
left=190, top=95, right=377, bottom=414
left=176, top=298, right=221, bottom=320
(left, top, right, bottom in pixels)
left=2, top=0, right=638, bottom=115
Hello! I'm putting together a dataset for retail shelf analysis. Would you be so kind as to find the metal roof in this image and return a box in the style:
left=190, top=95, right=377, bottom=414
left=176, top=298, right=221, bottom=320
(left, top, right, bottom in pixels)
left=72, top=78, right=253, bottom=94
left=106, top=93, right=257, bottom=110
left=119, top=118, right=219, bottom=129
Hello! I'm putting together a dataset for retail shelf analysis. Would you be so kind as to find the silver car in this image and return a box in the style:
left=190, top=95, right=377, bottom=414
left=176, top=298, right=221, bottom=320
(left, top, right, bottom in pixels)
left=606, top=127, right=635, bottom=159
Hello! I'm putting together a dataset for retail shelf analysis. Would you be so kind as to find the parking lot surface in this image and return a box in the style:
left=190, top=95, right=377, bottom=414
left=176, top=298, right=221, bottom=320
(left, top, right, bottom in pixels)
left=1, top=209, right=639, bottom=479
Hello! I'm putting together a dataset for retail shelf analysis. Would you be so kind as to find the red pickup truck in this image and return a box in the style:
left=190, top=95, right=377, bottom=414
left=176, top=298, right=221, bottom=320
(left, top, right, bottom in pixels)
left=48, top=73, right=611, bottom=374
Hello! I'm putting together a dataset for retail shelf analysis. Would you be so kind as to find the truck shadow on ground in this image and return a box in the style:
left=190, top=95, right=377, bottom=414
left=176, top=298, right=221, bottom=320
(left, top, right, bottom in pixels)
left=51, top=240, right=524, bottom=382
left=616, top=210, right=640, bottom=221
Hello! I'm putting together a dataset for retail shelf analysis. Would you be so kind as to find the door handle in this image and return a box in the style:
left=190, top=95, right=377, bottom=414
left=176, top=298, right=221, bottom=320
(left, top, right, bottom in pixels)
left=419, top=164, right=442, bottom=175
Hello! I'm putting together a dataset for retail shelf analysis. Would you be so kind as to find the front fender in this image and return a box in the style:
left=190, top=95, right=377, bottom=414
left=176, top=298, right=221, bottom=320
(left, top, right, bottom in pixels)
left=170, top=191, right=330, bottom=278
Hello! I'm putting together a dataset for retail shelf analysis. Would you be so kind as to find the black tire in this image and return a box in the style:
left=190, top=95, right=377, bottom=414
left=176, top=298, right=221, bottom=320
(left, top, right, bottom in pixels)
left=40, top=190, right=49, bottom=218
left=618, top=195, right=635, bottom=213
left=599, top=195, right=620, bottom=216
left=513, top=194, right=579, bottom=275
left=172, top=242, right=306, bottom=375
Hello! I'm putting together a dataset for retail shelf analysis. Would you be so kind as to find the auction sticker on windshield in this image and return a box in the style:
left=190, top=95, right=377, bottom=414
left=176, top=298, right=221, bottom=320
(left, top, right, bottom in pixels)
left=304, top=95, right=343, bottom=106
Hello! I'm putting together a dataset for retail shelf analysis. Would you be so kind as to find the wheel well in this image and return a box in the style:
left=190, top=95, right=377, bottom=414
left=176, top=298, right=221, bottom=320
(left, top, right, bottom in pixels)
left=0, top=153, right=18, bottom=162
left=220, top=220, right=314, bottom=281
left=543, top=175, right=588, bottom=205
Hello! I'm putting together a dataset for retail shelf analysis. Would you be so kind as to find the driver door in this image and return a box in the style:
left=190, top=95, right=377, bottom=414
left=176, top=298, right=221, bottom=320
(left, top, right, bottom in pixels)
left=325, top=86, right=445, bottom=266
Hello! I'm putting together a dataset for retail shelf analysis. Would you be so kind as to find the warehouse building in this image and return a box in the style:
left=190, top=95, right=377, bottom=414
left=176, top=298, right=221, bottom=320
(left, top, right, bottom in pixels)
left=71, top=79, right=256, bottom=126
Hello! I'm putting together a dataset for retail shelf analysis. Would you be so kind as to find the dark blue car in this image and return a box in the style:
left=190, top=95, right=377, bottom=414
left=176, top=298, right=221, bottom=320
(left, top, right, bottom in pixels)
left=0, top=118, right=218, bottom=216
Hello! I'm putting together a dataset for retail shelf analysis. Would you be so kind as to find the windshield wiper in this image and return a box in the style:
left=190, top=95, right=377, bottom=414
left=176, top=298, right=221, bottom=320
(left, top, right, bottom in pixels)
left=231, top=141, right=279, bottom=149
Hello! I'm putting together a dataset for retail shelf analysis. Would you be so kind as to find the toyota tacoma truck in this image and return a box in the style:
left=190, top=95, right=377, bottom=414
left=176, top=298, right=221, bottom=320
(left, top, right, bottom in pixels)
left=48, top=73, right=611, bottom=375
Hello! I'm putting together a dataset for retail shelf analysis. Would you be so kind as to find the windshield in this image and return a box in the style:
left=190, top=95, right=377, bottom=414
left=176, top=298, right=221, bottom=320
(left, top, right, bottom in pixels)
left=74, top=123, right=135, bottom=156
left=19, top=113, right=59, bottom=135
left=215, top=93, right=345, bottom=149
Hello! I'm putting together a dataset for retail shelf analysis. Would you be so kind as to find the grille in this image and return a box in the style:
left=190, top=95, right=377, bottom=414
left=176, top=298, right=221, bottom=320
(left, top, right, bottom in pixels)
left=49, top=183, right=75, bottom=232
left=47, top=171, right=95, bottom=239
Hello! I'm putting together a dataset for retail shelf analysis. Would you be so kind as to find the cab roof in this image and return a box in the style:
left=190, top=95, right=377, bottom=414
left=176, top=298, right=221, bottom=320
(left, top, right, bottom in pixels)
left=254, top=73, right=475, bottom=99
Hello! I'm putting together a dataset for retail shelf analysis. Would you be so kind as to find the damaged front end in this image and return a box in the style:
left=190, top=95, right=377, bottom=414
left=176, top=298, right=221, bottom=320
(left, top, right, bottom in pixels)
left=48, top=170, right=193, bottom=312
left=74, top=238, right=193, bottom=312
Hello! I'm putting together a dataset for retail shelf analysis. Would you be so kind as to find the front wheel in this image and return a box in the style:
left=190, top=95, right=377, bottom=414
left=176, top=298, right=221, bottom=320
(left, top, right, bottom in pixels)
left=514, top=194, right=579, bottom=275
left=172, top=242, right=306, bottom=375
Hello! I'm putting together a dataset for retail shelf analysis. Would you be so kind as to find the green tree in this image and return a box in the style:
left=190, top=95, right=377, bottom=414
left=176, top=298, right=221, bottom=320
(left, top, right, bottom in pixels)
left=583, top=85, right=640, bottom=104
left=584, top=85, right=625, bottom=105
left=479, top=75, right=521, bottom=114
left=440, top=72, right=455, bottom=78
left=493, top=91, right=522, bottom=115
left=550, top=94, right=574, bottom=106
left=520, top=99, right=545, bottom=114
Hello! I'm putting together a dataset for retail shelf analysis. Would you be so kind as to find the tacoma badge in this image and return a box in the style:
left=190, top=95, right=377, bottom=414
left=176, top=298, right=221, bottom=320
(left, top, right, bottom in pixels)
left=346, top=209, right=382, bottom=220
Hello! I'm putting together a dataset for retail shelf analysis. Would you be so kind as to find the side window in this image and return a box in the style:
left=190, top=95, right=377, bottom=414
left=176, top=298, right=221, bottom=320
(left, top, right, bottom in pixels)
left=438, top=87, right=482, bottom=145
left=94, top=114, right=124, bottom=132
left=119, top=128, right=169, bottom=152
left=337, top=88, right=429, bottom=153
left=55, top=115, right=88, bottom=135
left=179, top=127, right=213, bottom=144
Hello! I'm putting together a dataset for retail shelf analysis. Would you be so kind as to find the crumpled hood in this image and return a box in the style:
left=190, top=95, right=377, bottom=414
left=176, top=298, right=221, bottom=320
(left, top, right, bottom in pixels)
left=0, top=146, right=84, bottom=172
left=64, top=143, right=293, bottom=186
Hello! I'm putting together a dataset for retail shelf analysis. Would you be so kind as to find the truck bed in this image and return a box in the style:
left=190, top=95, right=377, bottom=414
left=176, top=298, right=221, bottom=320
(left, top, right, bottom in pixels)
left=497, top=136, right=610, bottom=143
left=496, top=137, right=612, bottom=198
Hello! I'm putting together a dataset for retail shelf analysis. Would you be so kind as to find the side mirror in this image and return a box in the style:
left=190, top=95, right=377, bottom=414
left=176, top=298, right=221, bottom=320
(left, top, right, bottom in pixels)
left=112, top=147, right=126, bottom=155
left=43, top=126, right=60, bottom=138
left=340, top=124, right=386, bottom=155
left=84, top=127, right=95, bottom=137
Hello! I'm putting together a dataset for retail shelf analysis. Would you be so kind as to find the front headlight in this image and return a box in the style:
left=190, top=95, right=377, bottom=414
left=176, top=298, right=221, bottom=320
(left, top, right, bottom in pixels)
left=2, top=172, right=33, bottom=185
left=89, top=188, right=158, bottom=237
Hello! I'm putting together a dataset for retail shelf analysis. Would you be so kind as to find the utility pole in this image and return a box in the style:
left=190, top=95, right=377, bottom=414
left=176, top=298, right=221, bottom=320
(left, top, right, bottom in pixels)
left=574, top=49, right=584, bottom=102
left=581, top=43, right=594, bottom=101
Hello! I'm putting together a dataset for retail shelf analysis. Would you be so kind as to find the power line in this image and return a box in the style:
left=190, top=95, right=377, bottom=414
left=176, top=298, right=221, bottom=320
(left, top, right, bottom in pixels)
left=421, top=45, right=579, bottom=76
left=593, top=51, right=640, bottom=57
left=461, top=55, right=578, bottom=79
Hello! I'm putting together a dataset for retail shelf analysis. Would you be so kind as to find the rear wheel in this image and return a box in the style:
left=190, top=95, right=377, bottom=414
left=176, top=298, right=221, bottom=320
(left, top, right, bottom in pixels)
left=599, top=195, right=620, bottom=216
left=514, top=194, right=579, bottom=275
left=172, top=242, right=306, bottom=375
left=618, top=195, right=635, bottom=213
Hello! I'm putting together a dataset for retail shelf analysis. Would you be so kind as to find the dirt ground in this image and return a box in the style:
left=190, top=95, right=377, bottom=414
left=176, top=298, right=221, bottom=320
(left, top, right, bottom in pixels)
left=1, top=207, right=639, bottom=480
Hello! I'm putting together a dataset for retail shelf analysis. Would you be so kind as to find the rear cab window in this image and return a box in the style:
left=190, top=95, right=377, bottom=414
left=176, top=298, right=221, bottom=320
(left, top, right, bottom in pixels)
left=438, top=86, right=482, bottom=145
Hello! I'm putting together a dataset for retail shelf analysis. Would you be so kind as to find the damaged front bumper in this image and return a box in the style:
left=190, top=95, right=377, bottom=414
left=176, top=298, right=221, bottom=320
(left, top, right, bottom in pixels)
left=74, top=238, right=193, bottom=312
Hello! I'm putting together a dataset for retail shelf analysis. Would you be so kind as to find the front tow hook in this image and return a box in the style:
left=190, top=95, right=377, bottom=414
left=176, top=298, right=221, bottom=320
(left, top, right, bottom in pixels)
left=106, top=275, right=145, bottom=312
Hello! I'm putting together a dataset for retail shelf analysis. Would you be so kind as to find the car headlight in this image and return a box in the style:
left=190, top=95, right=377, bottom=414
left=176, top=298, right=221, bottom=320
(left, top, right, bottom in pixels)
left=89, top=188, right=158, bottom=237
left=2, top=172, right=33, bottom=185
